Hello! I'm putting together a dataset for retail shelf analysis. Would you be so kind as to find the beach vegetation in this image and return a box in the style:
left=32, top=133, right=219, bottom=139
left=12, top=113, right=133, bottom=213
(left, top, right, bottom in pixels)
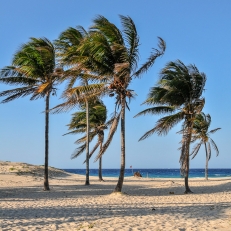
left=135, top=60, right=206, bottom=193
left=190, top=112, right=221, bottom=180
left=52, top=26, right=105, bottom=185
left=64, top=99, right=116, bottom=181
left=0, top=14, right=222, bottom=194
left=0, top=38, right=63, bottom=190
left=74, top=15, right=165, bottom=192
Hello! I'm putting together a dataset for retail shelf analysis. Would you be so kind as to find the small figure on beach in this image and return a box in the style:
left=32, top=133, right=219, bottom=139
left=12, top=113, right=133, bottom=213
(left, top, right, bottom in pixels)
left=134, top=171, right=142, bottom=177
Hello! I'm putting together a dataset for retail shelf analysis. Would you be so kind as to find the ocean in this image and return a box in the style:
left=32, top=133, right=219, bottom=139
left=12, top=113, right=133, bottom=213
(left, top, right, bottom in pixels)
left=63, top=168, right=231, bottom=178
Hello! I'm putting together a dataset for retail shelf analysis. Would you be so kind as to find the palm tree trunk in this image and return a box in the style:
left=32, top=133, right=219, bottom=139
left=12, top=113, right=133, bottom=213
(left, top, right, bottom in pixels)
left=204, top=142, right=208, bottom=180
left=85, top=98, right=90, bottom=185
left=184, top=120, right=193, bottom=194
left=184, top=167, right=191, bottom=193
left=44, top=92, right=50, bottom=191
left=99, top=157, right=103, bottom=181
left=98, top=132, right=104, bottom=181
left=114, top=96, right=126, bottom=192
left=184, top=152, right=191, bottom=193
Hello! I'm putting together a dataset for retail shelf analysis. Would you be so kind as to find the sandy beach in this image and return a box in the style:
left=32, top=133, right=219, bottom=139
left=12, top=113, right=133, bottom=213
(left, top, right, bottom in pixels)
left=0, top=161, right=231, bottom=231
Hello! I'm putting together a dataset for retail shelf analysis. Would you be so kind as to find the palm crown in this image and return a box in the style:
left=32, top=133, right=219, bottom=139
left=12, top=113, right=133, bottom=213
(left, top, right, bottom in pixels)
left=64, top=100, right=108, bottom=159
left=0, top=38, right=60, bottom=101
left=136, top=60, right=206, bottom=138
left=191, top=112, right=220, bottom=159
left=190, top=112, right=221, bottom=179
left=64, top=100, right=115, bottom=181
left=77, top=15, right=166, bottom=104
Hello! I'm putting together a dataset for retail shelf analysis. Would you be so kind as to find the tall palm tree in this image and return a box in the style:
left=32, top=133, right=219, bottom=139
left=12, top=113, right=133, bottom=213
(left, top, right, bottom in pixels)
left=75, top=15, right=166, bottom=192
left=64, top=100, right=114, bottom=181
left=0, top=38, right=62, bottom=190
left=52, top=26, right=106, bottom=185
left=190, top=112, right=221, bottom=180
left=135, top=60, right=206, bottom=193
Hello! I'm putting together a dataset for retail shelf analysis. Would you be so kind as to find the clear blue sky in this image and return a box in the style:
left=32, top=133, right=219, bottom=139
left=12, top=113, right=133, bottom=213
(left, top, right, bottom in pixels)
left=0, top=0, right=230, bottom=169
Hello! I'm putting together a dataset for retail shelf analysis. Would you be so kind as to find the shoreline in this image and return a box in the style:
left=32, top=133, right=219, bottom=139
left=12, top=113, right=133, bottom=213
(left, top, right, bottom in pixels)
left=68, top=174, right=231, bottom=180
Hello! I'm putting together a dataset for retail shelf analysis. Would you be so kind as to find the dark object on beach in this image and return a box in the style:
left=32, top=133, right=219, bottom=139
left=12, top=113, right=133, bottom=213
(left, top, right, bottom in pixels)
left=152, top=208, right=156, bottom=211
left=134, top=171, right=142, bottom=177
left=169, top=191, right=174, bottom=194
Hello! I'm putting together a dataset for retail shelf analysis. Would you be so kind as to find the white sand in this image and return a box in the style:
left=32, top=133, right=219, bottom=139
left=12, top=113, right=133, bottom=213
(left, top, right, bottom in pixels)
left=0, top=161, right=231, bottom=231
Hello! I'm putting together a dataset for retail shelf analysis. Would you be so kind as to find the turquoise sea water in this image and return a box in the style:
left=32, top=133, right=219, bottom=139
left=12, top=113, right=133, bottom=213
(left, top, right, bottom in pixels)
left=64, top=168, right=231, bottom=178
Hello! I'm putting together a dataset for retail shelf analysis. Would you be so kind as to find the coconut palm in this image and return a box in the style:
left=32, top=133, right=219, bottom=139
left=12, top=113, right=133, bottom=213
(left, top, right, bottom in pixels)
left=0, top=38, right=62, bottom=190
left=135, top=60, right=206, bottom=193
left=190, top=112, right=221, bottom=180
left=52, top=26, right=106, bottom=185
left=74, top=15, right=165, bottom=192
left=64, top=100, right=115, bottom=181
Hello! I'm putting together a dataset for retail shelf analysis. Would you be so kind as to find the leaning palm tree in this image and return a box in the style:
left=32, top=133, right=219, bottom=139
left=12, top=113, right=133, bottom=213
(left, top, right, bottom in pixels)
left=75, top=15, right=166, bottom=192
left=135, top=60, right=206, bottom=193
left=190, top=112, right=221, bottom=180
left=52, top=26, right=106, bottom=185
left=0, top=38, right=62, bottom=190
left=64, top=100, right=115, bottom=181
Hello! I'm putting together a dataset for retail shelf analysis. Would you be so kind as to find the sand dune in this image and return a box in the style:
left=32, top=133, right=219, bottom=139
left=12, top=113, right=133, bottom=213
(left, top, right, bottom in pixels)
left=0, top=161, right=231, bottom=230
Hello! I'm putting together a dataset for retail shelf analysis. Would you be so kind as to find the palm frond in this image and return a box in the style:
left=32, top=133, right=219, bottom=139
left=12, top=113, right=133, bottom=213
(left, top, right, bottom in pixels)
left=141, top=86, right=169, bottom=106
left=74, top=131, right=96, bottom=145
left=94, top=112, right=121, bottom=162
left=0, top=76, right=39, bottom=86
left=134, top=106, right=175, bottom=118
left=209, top=128, right=221, bottom=134
left=71, top=143, right=86, bottom=159
left=91, top=15, right=124, bottom=45
left=210, top=138, right=219, bottom=156
left=207, top=142, right=211, bottom=160
left=190, top=141, right=203, bottom=159
left=133, top=37, right=166, bottom=78
left=63, top=127, right=86, bottom=136
left=51, top=84, right=108, bottom=114
left=105, top=116, right=116, bottom=126
left=62, top=83, right=105, bottom=100
left=83, top=142, right=100, bottom=164
left=30, top=91, right=46, bottom=101
left=0, top=86, right=37, bottom=103
left=139, top=111, right=184, bottom=140
left=119, top=15, right=139, bottom=72
left=89, top=141, right=100, bottom=159
left=49, top=96, right=81, bottom=114
left=0, top=67, right=40, bottom=86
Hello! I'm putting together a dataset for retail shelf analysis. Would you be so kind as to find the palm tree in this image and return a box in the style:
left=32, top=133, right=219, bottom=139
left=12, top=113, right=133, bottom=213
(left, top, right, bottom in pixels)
left=75, top=15, right=166, bottom=192
left=135, top=60, right=206, bottom=193
left=190, top=112, right=221, bottom=180
left=0, top=38, right=62, bottom=190
left=64, top=100, right=114, bottom=181
left=52, top=26, right=106, bottom=185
